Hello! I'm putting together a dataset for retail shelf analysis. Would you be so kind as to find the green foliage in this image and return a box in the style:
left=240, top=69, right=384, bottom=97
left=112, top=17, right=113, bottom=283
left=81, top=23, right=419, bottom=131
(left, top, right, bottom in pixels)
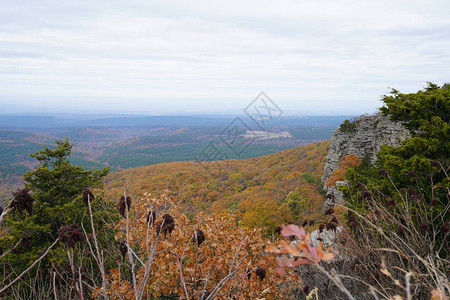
left=339, top=119, right=357, bottom=133
left=24, top=139, right=109, bottom=209
left=380, top=83, right=450, bottom=135
left=375, top=83, right=449, bottom=191
left=284, top=188, right=307, bottom=220
left=0, top=139, right=114, bottom=283
left=300, top=172, right=316, bottom=185
left=343, top=83, right=450, bottom=255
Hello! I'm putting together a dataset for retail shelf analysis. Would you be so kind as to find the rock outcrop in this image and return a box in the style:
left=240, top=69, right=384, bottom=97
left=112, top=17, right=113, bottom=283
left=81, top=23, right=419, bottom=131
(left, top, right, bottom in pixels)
left=293, top=113, right=411, bottom=299
left=321, top=113, right=409, bottom=205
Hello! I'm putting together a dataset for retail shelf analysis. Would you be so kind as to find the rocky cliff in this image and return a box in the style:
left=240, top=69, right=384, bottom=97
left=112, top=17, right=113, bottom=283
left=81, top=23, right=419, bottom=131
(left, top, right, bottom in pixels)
left=300, top=114, right=410, bottom=299
left=321, top=113, right=409, bottom=205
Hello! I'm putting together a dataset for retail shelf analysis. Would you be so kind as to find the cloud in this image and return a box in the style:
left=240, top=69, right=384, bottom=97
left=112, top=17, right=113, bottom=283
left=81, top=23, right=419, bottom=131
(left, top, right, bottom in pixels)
left=0, top=0, right=449, bottom=114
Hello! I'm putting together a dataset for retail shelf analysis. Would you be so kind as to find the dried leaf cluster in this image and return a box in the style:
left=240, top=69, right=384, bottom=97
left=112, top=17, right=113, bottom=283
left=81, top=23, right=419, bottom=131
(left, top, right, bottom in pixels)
left=95, top=192, right=298, bottom=299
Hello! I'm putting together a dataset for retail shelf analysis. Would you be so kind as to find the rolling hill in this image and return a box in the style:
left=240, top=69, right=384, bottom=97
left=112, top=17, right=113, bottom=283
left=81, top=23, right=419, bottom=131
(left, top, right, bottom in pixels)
left=104, top=141, right=330, bottom=231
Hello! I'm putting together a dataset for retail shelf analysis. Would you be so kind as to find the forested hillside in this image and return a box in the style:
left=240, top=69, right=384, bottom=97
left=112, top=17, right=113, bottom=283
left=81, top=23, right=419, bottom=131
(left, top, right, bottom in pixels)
left=105, top=141, right=330, bottom=231
left=0, top=115, right=341, bottom=204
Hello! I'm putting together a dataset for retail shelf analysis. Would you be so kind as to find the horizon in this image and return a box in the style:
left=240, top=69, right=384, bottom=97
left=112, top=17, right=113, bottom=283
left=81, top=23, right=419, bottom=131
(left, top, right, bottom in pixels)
left=0, top=109, right=360, bottom=118
left=1, top=94, right=382, bottom=116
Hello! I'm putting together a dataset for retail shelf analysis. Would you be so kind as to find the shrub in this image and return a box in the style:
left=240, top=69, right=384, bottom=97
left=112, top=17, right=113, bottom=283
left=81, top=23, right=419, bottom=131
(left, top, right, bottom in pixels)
left=339, top=119, right=358, bottom=133
left=339, top=83, right=450, bottom=298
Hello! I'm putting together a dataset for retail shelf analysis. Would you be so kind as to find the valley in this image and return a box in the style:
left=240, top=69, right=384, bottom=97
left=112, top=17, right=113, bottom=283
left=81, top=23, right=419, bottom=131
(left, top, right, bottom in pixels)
left=0, top=114, right=350, bottom=202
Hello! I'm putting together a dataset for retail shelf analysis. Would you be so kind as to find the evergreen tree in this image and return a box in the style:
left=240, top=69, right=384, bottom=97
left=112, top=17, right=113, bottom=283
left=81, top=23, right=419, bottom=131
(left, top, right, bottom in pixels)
left=0, top=139, right=110, bottom=275
left=343, top=82, right=449, bottom=254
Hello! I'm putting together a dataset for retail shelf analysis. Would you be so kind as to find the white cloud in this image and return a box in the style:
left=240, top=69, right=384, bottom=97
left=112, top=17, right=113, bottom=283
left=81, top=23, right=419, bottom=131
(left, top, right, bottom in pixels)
left=0, top=0, right=449, bottom=114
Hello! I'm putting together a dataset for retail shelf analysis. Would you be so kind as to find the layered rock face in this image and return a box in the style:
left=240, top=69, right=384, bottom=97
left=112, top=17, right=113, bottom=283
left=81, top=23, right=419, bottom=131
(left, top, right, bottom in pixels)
left=295, top=115, right=410, bottom=299
left=322, top=113, right=409, bottom=205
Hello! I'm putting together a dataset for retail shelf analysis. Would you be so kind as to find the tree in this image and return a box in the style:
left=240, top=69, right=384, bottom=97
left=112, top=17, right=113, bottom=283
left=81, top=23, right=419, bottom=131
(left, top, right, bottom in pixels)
left=346, top=83, right=449, bottom=205
left=376, top=82, right=450, bottom=190
left=284, top=188, right=307, bottom=220
left=22, top=139, right=109, bottom=231
left=340, top=83, right=449, bottom=297
left=344, top=82, right=449, bottom=242
left=0, top=139, right=111, bottom=287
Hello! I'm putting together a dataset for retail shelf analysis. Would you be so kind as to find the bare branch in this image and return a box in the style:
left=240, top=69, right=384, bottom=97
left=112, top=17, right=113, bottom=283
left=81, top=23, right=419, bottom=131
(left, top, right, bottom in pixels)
left=0, top=238, right=60, bottom=295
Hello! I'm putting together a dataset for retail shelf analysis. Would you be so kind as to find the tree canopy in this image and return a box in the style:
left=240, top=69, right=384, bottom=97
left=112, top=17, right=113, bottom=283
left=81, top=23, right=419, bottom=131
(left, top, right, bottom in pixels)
left=1, top=139, right=111, bottom=273
left=343, top=82, right=449, bottom=255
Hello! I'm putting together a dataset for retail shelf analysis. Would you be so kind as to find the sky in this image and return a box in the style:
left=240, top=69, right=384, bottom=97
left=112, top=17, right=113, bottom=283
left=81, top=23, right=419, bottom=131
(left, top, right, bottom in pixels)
left=0, top=0, right=449, bottom=115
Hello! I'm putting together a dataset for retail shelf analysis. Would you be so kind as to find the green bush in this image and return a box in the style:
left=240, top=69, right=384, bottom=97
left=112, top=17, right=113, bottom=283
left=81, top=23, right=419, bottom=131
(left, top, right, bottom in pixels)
left=339, top=83, right=449, bottom=298
left=0, top=139, right=118, bottom=296
left=339, top=119, right=357, bottom=133
left=344, top=82, right=449, bottom=253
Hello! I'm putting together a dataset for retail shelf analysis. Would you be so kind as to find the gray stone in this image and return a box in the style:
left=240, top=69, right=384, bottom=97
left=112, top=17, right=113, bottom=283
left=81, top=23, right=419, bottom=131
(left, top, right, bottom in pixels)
left=321, top=113, right=409, bottom=205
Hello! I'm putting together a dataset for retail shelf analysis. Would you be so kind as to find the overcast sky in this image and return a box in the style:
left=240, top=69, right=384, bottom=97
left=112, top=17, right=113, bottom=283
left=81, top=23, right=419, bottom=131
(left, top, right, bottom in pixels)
left=0, top=0, right=449, bottom=115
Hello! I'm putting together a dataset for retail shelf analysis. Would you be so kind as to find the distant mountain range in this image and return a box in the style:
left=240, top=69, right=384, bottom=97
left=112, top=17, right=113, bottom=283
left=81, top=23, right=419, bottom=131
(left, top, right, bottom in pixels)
left=0, top=114, right=355, bottom=129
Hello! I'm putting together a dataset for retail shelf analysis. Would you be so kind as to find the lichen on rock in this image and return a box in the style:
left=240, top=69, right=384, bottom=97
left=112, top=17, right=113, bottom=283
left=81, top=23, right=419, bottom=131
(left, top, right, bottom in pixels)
left=321, top=113, right=409, bottom=206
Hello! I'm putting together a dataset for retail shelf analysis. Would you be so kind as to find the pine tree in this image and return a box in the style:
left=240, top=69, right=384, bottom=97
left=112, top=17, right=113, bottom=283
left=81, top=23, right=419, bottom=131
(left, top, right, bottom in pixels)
left=0, top=139, right=110, bottom=276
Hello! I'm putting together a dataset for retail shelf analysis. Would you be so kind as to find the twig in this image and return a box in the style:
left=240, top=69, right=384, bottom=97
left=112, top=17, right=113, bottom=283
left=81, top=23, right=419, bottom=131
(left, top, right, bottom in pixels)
left=178, top=254, right=190, bottom=300
left=123, top=191, right=138, bottom=300
left=313, top=264, right=356, bottom=300
left=0, top=197, right=15, bottom=227
left=136, top=217, right=164, bottom=299
left=405, top=272, right=413, bottom=300
left=78, top=266, right=85, bottom=300
left=0, top=238, right=22, bottom=260
left=53, top=271, right=58, bottom=300
left=205, top=236, right=248, bottom=300
left=0, top=238, right=59, bottom=294
left=87, top=195, right=109, bottom=299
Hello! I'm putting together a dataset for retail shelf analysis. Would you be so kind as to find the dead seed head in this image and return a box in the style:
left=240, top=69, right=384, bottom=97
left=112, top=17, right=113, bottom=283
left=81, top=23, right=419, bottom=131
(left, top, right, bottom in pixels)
left=408, top=170, right=418, bottom=178
left=319, top=223, right=325, bottom=233
left=82, top=188, right=94, bottom=206
left=12, top=188, right=35, bottom=215
left=379, top=169, right=388, bottom=176
left=157, top=214, right=175, bottom=237
left=361, top=190, right=373, bottom=200
left=118, top=195, right=131, bottom=217
left=326, top=222, right=337, bottom=231
left=58, top=224, right=84, bottom=248
left=324, top=207, right=334, bottom=215
left=119, top=241, right=127, bottom=259
left=194, top=229, right=205, bottom=246
left=430, top=198, right=438, bottom=206
left=146, top=210, right=156, bottom=225
left=255, top=267, right=266, bottom=281
left=273, top=226, right=282, bottom=235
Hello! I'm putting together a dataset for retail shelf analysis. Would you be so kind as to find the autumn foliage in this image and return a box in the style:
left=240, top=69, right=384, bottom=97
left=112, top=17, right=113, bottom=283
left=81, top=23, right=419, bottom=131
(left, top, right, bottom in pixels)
left=265, top=224, right=335, bottom=275
left=105, top=141, right=329, bottom=231
left=326, top=154, right=361, bottom=187
left=95, top=192, right=299, bottom=299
